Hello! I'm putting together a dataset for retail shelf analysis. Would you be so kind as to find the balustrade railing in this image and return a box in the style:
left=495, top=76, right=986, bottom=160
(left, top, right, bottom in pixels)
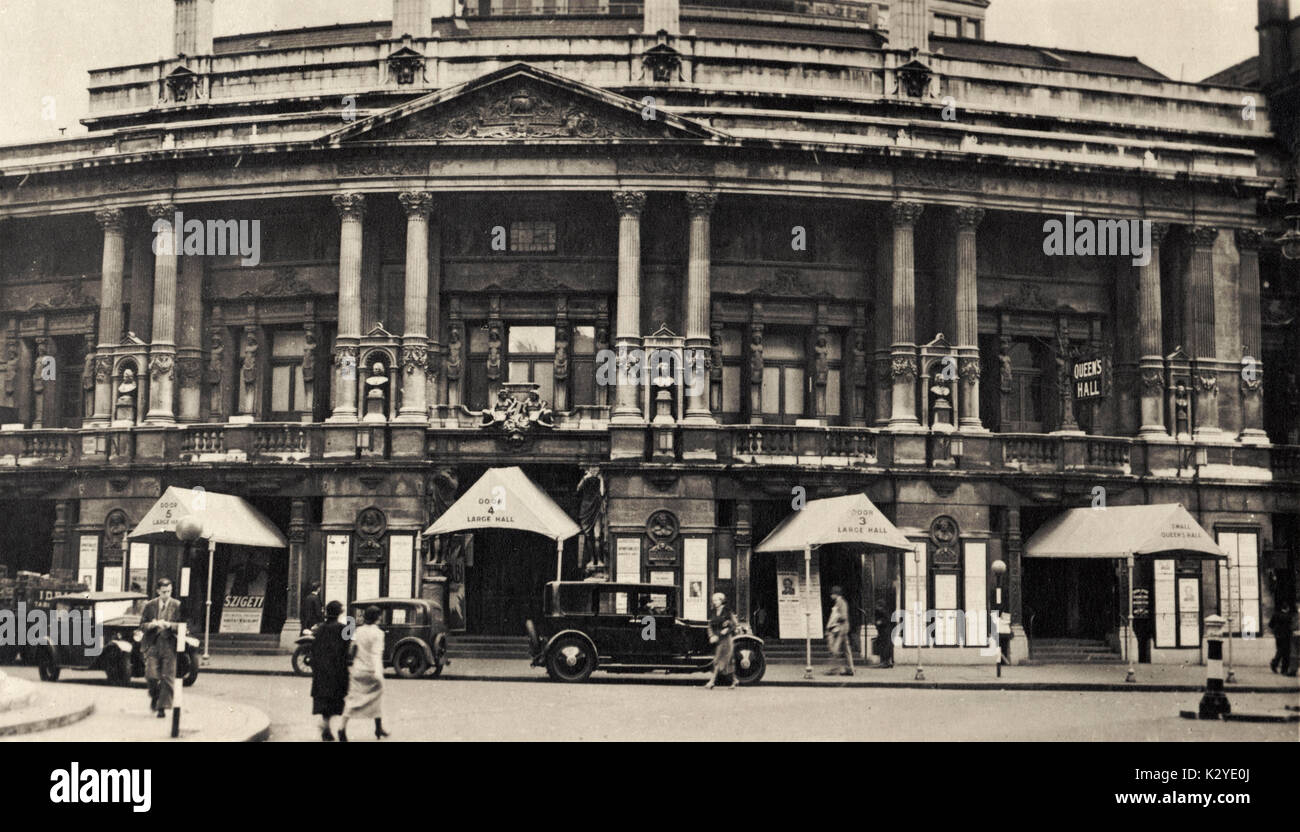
left=253, top=425, right=309, bottom=455
left=180, top=426, right=225, bottom=456
left=1002, top=435, right=1062, bottom=467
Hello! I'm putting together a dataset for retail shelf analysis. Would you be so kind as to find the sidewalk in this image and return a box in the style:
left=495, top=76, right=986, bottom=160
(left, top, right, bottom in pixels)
left=0, top=670, right=269, bottom=742
left=200, top=652, right=1300, bottom=694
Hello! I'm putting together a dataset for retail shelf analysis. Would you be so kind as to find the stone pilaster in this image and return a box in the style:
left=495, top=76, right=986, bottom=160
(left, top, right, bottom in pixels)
left=1138, top=222, right=1169, bottom=438
left=954, top=206, right=984, bottom=431
left=145, top=202, right=178, bottom=424
left=279, top=498, right=308, bottom=649
left=176, top=244, right=204, bottom=422
left=684, top=191, right=716, bottom=424
left=329, top=193, right=365, bottom=422
left=1188, top=226, right=1220, bottom=437
left=1236, top=228, right=1267, bottom=444
left=888, top=201, right=923, bottom=429
left=92, top=208, right=127, bottom=423
left=398, top=191, right=432, bottom=422
left=612, top=191, right=646, bottom=423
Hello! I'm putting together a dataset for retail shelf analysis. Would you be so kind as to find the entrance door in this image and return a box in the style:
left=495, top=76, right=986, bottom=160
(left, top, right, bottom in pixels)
left=1022, top=558, right=1117, bottom=639
left=464, top=529, right=552, bottom=635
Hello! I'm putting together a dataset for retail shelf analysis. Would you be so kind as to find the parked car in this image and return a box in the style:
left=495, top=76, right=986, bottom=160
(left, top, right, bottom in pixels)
left=34, top=591, right=200, bottom=687
left=293, top=597, right=448, bottom=678
left=526, top=581, right=766, bottom=684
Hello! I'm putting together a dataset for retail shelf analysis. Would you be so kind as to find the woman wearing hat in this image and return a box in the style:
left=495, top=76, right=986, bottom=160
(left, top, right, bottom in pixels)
left=705, top=592, right=740, bottom=689
left=310, top=600, right=348, bottom=741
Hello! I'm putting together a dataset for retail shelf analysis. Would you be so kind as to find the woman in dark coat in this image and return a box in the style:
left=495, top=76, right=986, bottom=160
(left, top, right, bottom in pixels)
left=311, top=600, right=349, bottom=741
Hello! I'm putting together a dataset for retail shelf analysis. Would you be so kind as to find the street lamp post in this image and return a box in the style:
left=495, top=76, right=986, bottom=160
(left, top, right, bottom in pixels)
left=913, top=546, right=924, bottom=681
left=173, top=516, right=203, bottom=740
left=991, top=559, right=1007, bottom=677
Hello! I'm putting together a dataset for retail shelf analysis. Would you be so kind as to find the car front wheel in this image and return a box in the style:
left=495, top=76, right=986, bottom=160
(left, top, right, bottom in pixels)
left=37, top=650, right=60, bottom=682
left=291, top=644, right=313, bottom=676
left=734, top=642, right=766, bottom=685
left=546, top=636, right=594, bottom=683
left=393, top=643, right=429, bottom=678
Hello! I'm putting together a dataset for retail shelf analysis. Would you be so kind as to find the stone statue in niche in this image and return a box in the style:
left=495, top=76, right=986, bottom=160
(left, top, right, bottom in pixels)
left=240, top=330, right=258, bottom=415
left=576, top=466, right=606, bottom=573
left=365, top=361, right=389, bottom=420
left=207, top=331, right=224, bottom=415
left=1173, top=382, right=1191, bottom=438
left=115, top=366, right=138, bottom=423
left=82, top=336, right=97, bottom=419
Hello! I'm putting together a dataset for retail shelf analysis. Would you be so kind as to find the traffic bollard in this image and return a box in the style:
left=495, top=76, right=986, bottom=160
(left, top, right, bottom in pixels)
left=1197, top=615, right=1230, bottom=719
left=171, top=623, right=185, bottom=738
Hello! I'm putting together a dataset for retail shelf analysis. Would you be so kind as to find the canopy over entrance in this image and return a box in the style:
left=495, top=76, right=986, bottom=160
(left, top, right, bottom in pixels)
left=1024, top=504, right=1225, bottom=560
left=423, top=467, right=579, bottom=542
left=755, top=493, right=913, bottom=553
left=128, top=487, right=287, bottom=548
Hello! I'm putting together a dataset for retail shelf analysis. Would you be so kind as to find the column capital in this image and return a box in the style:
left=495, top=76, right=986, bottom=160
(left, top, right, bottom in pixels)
left=612, top=190, right=647, bottom=217
left=146, top=202, right=177, bottom=221
left=889, top=201, right=924, bottom=227
left=398, top=191, right=434, bottom=219
left=1189, top=226, right=1219, bottom=249
left=95, top=207, right=128, bottom=233
left=1150, top=221, right=1171, bottom=246
left=955, top=206, right=985, bottom=230
left=1234, top=227, right=1263, bottom=251
left=332, top=192, right=367, bottom=221
left=685, top=191, right=718, bottom=218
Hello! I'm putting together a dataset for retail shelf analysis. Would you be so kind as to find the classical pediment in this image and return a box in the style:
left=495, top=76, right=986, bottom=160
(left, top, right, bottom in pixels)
left=319, top=63, right=729, bottom=145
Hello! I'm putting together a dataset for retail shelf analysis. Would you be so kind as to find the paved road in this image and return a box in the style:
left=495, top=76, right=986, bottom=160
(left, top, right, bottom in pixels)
left=180, top=670, right=1297, bottom=742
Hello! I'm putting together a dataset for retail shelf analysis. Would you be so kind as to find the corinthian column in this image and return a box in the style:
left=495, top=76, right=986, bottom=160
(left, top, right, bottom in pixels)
left=398, top=191, right=432, bottom=422
left=954, top=206, right=984, bottom=431
left=612, top=191, right=646, bottom=423
left=888, top=201, right=923, bottom=429
left=145, top=202, right=178, bottom=423
left=329, top=193, right=365, bottom=422
left=1138, top=223, right=1170, bottom=439
left=1236, top=228, right=1267, bottom=444
left=1187, top=226, right=1220, bottom=438
left=684, top=191, right=716, bottom=424
left=92, top=208, right=127, bottom=423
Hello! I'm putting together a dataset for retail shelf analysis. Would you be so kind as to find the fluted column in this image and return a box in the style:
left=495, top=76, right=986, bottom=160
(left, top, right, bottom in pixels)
left=954, top=206, right=984, bottom=431
left=92, top=208, right=127, bottom=423
left=888, top=201, right=923, bottom=429
left=1236, top=228, right=1267, bottom=444
left=612, top=191, right=646, bottom=423
left=176, top=243, right=204, bottom=421
left=329, top=193, right=365, bottom=422
left=398, top=191, right=432, bottom=422
left=1188, top=226, right=1220, bottom=437
left=1138, top=223, right=1170, bottom=438
left=144, top=203, right=178, bottom=424
left=684, top=191, right=716, bottom=424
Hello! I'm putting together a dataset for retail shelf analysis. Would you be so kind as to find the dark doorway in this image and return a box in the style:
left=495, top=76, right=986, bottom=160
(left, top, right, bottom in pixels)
left=464, top=529, right=554, bottom=635
left=0, top=500, right=55, bottom=575
left=1022, top=558, right=1118, bottom=639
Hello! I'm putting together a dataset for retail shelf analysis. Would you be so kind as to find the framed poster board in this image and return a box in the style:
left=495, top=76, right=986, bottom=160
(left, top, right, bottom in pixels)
left=616, top=537, right=640, bottom=583
left=683, top=538, right=708, bottom=621
left=78, top=534, right=98, bottom=590
left=325, top=534, right=350, bottom=606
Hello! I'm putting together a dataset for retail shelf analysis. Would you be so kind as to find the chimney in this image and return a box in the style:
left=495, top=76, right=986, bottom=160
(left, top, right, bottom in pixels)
left=393, top=0, right=433, bottom=39
left=173, top=0, right=214, bottom=57
left=1259, top=0, right=1291, bottom=87
left=644, top=0, right=680, bottom=36
left=889, top=0, right=930, bottom=55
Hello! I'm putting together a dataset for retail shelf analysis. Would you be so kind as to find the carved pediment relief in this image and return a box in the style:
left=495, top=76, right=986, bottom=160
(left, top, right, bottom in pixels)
left=319, top=63, right=726, bottom=146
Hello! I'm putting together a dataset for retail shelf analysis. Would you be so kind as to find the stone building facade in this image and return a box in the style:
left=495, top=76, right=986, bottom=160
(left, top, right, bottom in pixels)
left=0, top=0, right=1295, bottom=662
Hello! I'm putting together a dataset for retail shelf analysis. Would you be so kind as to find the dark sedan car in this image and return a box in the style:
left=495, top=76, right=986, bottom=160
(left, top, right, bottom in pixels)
left=293, top=597, right=448, bottom=678
left=34, top=591, right=200, bottom=687
left=526, top=581, right=766, bottom=684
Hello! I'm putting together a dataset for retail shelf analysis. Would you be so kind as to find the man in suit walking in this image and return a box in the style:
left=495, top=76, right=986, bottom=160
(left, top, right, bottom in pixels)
left=141, top=577, right=182, bottom=717
left=824, top=585, right=855, bottom=676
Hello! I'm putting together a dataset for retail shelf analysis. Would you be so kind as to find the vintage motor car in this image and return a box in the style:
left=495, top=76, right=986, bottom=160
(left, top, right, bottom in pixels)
left=293, top=597, right=449, bottom=678
left=526, top=581, right=766, bottom=684
left=34, top=591, right=200, bottom=687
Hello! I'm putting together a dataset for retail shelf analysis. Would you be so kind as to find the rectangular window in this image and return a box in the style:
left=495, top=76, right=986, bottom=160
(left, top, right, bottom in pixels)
left=721, top=328, right=743, bottom=420
left=269, top=330, right=306, bottom=416
left=509, top=221, right=556, bottom=253
left=762, top=330, right=807, bottom=423
left=1217, top=530, right=1261, bottom=636
left=963, top=541, right=988, bottom=646
left=571, top=324, right=596, bottom=407
left=506, top=324, right=556, bottom=403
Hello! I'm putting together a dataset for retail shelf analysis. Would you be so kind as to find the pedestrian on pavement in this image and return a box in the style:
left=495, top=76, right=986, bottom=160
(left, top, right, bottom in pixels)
left=339, top=605, right=388, bottom=741
left=1269, top=603, right=1294, bottom=675
left=873, top=607, right=894, bottom=668
left=140, top=577, right=182, bottom=718
left=311, top=600, right=348, bottom=741
left=301, top=580, right=324, bottom=633
left=823, top=585, right=854, bottom=676
left=705, top=592, right=739, bottom=689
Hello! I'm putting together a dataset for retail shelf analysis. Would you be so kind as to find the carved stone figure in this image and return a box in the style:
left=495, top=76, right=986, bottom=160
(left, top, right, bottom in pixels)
left=365, top=361, right=389, bottom=419
left=576, top=467, right=606, bottom=571
left=998, top=337, right=1013, bottom=394
left=302, top=328, right=317, bottom=384
left=485, top=324, right=502, bottom=381
left=445, top=323, right=464, bottom=381
left=82, top=337, right=97, bottom=418
left=115, top=366, right=138, bottom=422
left=1174, top=383, right=1191, bottom=437
left=207, top=331, right=224, bottom=414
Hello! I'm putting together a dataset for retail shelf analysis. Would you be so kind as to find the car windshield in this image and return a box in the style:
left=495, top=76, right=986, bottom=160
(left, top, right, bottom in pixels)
left=95, top=600, right=138, bottom=622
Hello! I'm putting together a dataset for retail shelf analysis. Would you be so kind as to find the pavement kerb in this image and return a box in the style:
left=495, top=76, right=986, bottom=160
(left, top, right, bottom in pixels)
left=196, top=664, right=1300, bottom=694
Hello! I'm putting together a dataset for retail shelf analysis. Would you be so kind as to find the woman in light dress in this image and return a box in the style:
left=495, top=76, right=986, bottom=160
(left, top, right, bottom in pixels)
left=705, top=592, right=739, bottom=690
left=339, top=605, right=390, bottom=742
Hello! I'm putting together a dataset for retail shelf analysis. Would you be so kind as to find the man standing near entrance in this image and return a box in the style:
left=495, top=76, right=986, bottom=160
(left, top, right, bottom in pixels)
left=141, top=577, right=182, bottom=717
left=824, top=585, right=854, bottom=676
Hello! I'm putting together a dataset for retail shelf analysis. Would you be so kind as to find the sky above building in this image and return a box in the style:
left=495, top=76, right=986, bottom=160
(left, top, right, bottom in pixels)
left=0, top=0, right=1259, bottom=145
